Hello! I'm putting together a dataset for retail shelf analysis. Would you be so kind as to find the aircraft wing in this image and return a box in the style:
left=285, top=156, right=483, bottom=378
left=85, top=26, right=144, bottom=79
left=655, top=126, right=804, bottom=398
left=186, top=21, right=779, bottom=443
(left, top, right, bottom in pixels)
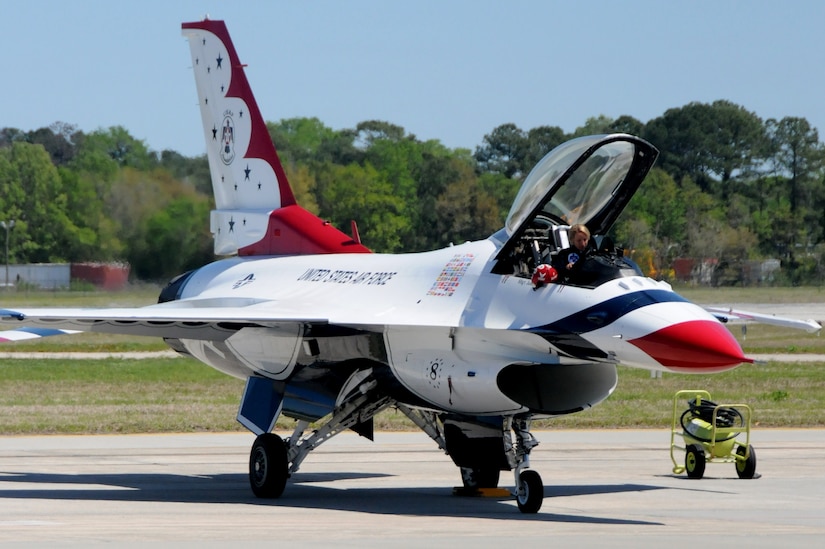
left=0, top=303, right=336, bottom=343
left=705, top=306, right=822, bottom=333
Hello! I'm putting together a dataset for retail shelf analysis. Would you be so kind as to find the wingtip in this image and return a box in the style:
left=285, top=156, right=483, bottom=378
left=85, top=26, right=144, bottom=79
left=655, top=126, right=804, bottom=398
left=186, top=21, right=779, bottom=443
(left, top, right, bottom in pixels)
left=807, top=320, right=822, bottom=335
left=0, top=309, right=25, bottom=321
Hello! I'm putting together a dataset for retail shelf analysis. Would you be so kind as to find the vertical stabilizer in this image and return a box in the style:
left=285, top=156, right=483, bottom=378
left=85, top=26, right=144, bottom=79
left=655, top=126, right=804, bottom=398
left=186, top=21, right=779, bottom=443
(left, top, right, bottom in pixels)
left=181, top=19, right=369, bottom=256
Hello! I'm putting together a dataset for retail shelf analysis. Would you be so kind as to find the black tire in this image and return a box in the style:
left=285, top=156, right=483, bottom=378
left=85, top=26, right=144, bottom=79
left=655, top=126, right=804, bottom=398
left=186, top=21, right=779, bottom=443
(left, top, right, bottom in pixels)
left=516, top=469, right=543, bottom=514
left=249, top=433, right=288, bottom=498
left=735, top=444, right=757, bottom=479
left=685, top=444, right=706, bottom=479
left=460, top=467, right=501, bottom=489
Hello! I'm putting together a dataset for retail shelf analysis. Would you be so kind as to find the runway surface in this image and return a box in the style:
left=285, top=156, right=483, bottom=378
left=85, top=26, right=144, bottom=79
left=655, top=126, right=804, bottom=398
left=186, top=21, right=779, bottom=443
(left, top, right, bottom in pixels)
left=1, top=429, right=824, bottom=547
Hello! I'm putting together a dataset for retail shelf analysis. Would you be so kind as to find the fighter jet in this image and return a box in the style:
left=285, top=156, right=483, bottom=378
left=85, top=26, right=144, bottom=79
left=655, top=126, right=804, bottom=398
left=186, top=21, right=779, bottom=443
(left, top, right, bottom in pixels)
left=1, top=18, right=818, bottom=513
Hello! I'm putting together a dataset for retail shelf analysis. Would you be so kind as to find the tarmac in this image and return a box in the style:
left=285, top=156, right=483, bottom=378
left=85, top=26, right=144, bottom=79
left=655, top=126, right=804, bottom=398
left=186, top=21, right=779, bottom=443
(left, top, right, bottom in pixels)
left=1, top=429, right=824, bottom=547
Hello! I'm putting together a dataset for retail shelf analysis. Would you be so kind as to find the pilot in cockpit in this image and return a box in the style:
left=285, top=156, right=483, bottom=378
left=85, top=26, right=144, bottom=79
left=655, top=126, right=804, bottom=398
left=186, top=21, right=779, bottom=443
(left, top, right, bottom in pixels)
left=552, top=223, right=590, bottom=278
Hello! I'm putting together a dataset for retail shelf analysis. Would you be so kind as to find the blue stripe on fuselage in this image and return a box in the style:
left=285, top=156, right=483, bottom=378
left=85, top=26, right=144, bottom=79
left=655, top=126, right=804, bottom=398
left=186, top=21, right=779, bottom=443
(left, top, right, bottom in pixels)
left=529, top=289, right=689, bottom=336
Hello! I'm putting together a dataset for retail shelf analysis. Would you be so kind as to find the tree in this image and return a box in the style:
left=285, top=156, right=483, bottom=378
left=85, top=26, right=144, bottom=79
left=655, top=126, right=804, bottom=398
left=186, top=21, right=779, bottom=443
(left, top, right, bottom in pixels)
left=314, top=162, right=409, bottom=252
left=765, top=117, right=825, bottom=280
left=267, top=117, right=338, bottom=166
left=434, top=166, right=500, bottom=247
left=474, top=123, right=527, bottom=179
left=522, top=125, right=566, bottom=172
left=644, top=100, right=766, bottom=196
left=0, top=142, right=82, bottom=262
left=0, top=127, right=26, bottom=148
left=572, top=115, right=614, bottom=138
left=609, top=115, right=645, bottom=136
left=679, top=176, right=728, bottom=262
left=411, top=153, right=499, bottom=250
left=160, top=150, right=211, bottom=195
left=283, top=163, right=319, bottom=214
left=128, top=196, right=213, bottom=280
left=74, top=126, right=158, bottom=171
left=407, top=152, right=456, bottom=250
left=26, top=122, right=79, bottom=166
left=765, top=117, right=823, bottom=215
left=613, top=169, right=684, bottom=276
left=316, top=128, right=363, bottom=166
left=355, top=120, right=407, bottom=147
left=58, top=167, right=123, bottom=261
left=478, top=171, right=520, bottom=226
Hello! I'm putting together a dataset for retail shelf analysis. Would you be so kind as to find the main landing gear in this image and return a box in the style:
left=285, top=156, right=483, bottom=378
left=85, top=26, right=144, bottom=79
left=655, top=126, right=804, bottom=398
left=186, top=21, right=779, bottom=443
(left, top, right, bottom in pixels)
left=249, top=433, right=288, bottom=498
left=248, top=374, right=392, bottom=501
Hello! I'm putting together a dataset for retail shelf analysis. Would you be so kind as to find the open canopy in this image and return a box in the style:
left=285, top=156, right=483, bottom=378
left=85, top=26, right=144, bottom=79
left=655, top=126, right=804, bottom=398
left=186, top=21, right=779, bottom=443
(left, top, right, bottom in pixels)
left=504, top=134, right=658, bottom=241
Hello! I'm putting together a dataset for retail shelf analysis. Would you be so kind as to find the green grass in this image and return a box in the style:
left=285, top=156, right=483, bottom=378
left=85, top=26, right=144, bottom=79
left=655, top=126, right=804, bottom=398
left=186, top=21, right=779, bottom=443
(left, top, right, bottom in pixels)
left=0, top=357, right=246, bottom=434
left=1, top=356, right=823, bottom=435
left=1, top=283, right=162, bottom=307
left=538, top=361, right=825, bottom=430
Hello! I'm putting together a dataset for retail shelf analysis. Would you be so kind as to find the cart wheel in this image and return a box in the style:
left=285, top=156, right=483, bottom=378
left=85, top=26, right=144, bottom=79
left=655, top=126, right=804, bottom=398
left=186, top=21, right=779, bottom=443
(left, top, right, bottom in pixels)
left=735, top=444, right=757, bottom=479
left=685, top=444, right=706, bottom=479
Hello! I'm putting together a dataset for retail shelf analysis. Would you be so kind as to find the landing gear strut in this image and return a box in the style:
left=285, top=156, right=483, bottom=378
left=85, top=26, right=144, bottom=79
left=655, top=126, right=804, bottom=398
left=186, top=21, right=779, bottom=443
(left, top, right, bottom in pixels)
left=510, top=417, right=543, bottom=513
left=247, top=374, right=392, bottom=499
left=405, top=407, right=545, bottom=513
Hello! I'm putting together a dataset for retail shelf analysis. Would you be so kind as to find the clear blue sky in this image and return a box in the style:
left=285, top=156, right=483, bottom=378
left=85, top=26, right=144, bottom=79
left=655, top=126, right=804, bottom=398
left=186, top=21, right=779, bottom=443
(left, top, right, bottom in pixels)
left=4, top=1, right=824, bottom=158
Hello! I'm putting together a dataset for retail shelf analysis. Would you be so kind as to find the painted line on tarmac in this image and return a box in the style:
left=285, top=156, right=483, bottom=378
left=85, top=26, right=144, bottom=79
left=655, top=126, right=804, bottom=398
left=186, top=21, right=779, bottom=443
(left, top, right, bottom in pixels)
left=0, top=350, right=180, bottom=359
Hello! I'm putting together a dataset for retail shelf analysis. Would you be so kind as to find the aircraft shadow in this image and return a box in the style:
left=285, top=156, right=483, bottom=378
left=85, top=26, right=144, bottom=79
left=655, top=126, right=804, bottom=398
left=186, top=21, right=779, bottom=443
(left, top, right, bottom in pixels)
left=0, top=469, right=667, bottom=524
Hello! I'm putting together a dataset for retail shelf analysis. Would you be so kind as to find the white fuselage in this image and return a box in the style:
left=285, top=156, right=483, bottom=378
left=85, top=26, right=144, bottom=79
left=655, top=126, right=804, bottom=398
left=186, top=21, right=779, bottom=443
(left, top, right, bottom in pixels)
left=171, top=238, right=724, bottom=416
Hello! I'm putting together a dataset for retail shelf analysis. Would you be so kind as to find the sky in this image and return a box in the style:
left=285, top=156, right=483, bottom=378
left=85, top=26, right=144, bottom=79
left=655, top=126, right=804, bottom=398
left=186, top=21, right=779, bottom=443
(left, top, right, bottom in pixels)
left=3, top=1, right=825, bottom=158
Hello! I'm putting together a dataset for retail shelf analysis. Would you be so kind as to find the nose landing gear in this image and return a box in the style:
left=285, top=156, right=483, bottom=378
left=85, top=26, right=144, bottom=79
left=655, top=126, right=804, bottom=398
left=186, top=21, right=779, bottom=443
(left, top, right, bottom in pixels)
left=511, top=417, right=543, bottom=513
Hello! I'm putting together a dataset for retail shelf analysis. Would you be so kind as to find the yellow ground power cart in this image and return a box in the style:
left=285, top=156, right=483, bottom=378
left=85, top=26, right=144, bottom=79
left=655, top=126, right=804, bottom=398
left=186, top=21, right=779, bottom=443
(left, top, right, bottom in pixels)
left=670, top=390, right=757, bottom=479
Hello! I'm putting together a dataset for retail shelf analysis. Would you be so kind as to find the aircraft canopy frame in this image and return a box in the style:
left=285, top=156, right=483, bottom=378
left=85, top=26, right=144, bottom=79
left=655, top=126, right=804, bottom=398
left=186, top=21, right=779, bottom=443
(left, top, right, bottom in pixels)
left=504, top=134, right=659, bottom=239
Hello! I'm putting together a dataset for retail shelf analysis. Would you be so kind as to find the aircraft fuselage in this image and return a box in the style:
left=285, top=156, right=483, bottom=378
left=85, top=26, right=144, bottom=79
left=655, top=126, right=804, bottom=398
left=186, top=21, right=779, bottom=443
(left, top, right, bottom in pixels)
left=163, top=237, right=745, bottom=420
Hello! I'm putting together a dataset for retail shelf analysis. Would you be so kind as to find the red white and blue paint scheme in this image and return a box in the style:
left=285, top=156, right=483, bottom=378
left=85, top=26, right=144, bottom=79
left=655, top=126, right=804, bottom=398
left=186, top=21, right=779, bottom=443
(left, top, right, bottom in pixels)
left=1, top=19, right=819, bottom=513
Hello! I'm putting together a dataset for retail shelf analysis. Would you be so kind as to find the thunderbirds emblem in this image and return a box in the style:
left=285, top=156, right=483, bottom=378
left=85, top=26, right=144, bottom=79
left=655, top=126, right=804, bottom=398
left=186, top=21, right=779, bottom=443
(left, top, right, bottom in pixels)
left=220, top=114, right=235, bottom=165
left=232, top=273, right=255, bottom=289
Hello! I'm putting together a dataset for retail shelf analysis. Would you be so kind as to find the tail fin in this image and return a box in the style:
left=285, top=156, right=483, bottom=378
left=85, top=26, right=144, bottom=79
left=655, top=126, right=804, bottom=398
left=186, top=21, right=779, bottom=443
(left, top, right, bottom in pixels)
left=181, top=19, right=369, bottom=256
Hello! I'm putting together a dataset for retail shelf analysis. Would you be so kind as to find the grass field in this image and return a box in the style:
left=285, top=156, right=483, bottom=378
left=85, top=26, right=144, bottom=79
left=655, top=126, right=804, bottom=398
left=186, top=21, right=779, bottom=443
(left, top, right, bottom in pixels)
left=1, top=284, right=824, bottom=434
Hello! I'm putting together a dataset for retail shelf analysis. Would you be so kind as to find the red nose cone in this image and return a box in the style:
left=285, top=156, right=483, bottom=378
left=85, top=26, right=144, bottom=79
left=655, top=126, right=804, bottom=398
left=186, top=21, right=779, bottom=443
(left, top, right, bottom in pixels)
left=628, top=320, right=752, bottom=372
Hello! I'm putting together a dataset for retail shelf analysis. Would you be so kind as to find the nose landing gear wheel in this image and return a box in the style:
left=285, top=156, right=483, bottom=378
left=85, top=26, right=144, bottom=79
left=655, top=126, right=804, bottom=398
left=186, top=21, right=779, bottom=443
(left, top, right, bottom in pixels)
left=515, top=469, right=543, bottom=513
left=685, top=444, right=706, bottom=479
left=249, top=433, right=288, bottom=498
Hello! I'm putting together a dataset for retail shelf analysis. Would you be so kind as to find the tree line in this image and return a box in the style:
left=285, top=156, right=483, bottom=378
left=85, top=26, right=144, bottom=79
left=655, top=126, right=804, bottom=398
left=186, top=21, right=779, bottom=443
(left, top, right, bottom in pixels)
left=1, top=98, right=823, bottom=285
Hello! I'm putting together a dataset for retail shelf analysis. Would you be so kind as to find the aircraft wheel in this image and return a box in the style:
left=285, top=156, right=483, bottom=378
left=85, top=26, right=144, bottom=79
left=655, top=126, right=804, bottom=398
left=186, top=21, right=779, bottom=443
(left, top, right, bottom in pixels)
left=516, top=469, right=543, bottom=514
left=735, top=444, right=757, bottom=479
left=685, top=444, right=706, bottom=479
left=460, top=467, right=501, bottom=489
left=249, top=433, right=288, bottom=498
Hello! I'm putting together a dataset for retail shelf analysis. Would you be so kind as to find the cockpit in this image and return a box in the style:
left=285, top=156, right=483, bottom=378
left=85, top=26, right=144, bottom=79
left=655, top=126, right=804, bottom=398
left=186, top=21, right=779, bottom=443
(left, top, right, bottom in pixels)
left=491, top=134, right=659, bottom=288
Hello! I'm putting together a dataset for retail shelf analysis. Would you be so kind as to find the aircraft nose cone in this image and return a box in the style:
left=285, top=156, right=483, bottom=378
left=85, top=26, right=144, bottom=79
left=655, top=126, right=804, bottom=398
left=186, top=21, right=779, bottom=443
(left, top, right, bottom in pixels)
left=628, top=319, right=752, bottom=372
